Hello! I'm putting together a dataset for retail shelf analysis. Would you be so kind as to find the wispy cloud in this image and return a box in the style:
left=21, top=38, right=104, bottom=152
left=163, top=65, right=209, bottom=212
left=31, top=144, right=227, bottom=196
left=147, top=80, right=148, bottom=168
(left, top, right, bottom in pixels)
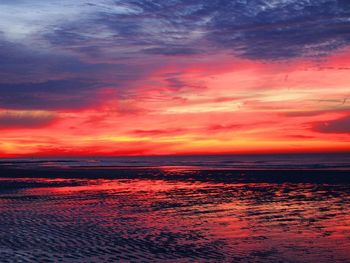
left=0, top=110, right=56, bottom=129
left=313, top=115, right=350, bottom=134
left=2, top=0, right=349, bottom=60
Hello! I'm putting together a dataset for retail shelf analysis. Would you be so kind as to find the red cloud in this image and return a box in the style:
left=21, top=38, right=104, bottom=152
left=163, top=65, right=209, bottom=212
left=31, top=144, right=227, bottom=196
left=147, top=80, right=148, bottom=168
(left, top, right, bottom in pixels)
left=132, top=128, right=186, bottom=136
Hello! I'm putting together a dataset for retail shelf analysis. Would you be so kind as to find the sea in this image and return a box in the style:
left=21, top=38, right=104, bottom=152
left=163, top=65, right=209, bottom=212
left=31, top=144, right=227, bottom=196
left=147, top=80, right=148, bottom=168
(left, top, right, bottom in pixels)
left=1, top=152, right=350, bottom=170
left=0, top=153, right=349, bottom=262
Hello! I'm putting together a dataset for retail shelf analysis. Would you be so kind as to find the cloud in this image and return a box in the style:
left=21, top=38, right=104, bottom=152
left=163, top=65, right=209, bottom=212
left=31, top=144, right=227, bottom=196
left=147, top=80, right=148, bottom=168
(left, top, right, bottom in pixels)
left=313, top=115, right=350, bottom=134
left=0, top=0, right=349, bottom=114
left=208, top=123, right=241, bottom=132
left=0, top=39, right=117, bottom=83
left=132, top=128, right=186, bottom=136
left=26, top=0, right=350, bottom=60
left=206, top=0, right=350, bottom=59
left=0, top=110, right=56, bottom=129
left=142, top=46, right=199, bottom=56
left=0, top=80, right=104, bottom=110
left=0, top=37, right=162, bottom=112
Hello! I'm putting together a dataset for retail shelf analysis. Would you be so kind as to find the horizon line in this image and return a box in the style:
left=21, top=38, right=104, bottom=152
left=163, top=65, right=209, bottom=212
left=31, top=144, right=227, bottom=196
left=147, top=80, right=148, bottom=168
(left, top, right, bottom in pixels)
left=1, top=151, right=350, bottom=159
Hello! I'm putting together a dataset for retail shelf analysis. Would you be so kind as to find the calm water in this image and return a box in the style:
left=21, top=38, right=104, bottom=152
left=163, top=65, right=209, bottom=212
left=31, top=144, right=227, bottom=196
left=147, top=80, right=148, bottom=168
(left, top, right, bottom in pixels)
left=2, top=153, right=350, bottom=170
left=0, top=174, right=349, bottom=262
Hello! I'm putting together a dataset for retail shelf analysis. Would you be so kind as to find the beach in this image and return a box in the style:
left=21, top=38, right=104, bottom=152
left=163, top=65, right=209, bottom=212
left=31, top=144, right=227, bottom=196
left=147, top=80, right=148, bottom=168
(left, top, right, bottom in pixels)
left=0, top=159, right=350, bottom=262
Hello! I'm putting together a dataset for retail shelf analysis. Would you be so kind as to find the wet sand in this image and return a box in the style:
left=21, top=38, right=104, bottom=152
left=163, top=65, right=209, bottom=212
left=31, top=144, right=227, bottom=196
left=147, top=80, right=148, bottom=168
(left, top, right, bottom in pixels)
left=0, top=167, right=349, bottom=262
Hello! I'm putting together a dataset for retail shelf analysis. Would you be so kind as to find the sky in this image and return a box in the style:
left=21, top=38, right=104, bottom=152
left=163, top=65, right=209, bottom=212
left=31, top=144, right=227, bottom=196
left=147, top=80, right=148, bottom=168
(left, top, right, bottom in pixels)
left=0, top=0, right=349, bottom=157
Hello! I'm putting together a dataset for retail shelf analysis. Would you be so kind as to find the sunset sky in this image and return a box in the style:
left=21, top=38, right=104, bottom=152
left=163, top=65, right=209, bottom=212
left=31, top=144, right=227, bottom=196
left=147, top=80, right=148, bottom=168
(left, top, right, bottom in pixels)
left=0, top=0, right=349, bottom=157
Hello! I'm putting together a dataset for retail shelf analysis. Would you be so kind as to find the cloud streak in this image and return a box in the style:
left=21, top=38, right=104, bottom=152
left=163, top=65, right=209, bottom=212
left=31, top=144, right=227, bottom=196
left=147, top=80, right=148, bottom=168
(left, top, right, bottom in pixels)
left=0, top=80, right=104, bottom=110
left=313, top=115, right=350, bottom=134
left=0, top=110, right=56, bottom=129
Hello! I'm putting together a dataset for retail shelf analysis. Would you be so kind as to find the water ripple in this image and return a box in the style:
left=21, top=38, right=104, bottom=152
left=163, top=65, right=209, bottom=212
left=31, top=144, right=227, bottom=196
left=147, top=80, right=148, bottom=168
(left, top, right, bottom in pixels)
left=0, top=178, right=349, bottom=262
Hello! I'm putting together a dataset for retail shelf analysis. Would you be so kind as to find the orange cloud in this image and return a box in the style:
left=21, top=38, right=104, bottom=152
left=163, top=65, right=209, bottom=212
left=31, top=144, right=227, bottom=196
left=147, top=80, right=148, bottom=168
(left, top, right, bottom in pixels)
left=1, top=50, right=350, bottom=157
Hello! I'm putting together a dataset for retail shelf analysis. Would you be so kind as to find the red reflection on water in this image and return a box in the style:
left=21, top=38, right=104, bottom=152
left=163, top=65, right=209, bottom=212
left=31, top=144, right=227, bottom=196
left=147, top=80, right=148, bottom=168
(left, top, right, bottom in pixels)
left=0, top=178, right=349, bottom=261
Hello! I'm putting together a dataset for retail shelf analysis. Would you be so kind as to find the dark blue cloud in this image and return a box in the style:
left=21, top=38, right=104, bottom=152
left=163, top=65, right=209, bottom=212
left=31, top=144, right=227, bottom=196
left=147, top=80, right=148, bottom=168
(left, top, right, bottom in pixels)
left=142, top=46, right=199, bottom=56
left=41, top=0, right=350, bottom=59
left=0, top=80, right=103, bottom=110
left=42, top=1, right=207, bottom=58
left=0, top=39, right=116, bottom=83
left=205, top=0, right=350, bottom=59
left=0, top=37, right=158, bottom=110
left=1, top=0, right=350, bottom=112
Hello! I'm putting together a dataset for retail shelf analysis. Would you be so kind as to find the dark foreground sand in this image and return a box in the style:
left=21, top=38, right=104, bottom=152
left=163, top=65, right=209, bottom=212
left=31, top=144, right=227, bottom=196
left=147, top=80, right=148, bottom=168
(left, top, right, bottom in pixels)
left=0, top=166, right=349, bottom=262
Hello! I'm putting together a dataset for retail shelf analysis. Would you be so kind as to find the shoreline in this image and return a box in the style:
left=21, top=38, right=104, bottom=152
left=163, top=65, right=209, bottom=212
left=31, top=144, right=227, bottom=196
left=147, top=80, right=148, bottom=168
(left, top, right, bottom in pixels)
left=1, top=165, right=349, bottom=183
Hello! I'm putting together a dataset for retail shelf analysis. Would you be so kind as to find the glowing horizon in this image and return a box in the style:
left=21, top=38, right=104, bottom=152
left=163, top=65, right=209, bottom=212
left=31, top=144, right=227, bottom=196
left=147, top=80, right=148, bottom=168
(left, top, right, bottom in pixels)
left=0, top=1, right=349, bottom=157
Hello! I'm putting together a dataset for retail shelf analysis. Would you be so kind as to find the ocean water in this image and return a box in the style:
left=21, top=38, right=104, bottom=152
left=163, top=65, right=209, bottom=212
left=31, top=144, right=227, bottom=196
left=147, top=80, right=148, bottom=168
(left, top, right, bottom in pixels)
left=0, top=153, right=349, bottom=262
left=1, top=153, right=350, bottom=170
left=0, top=178, right=349, bottom=262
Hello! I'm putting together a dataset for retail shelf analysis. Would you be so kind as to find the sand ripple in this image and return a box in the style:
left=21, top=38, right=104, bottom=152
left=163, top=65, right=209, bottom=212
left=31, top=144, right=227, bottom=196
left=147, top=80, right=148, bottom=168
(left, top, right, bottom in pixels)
left=0, top=178, right=349, bottom=262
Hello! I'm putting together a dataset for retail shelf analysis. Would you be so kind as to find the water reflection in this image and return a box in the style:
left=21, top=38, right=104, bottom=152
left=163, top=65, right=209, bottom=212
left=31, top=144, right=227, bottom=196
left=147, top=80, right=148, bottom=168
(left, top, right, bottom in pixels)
left=0, top=177, right=349, bottom=262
